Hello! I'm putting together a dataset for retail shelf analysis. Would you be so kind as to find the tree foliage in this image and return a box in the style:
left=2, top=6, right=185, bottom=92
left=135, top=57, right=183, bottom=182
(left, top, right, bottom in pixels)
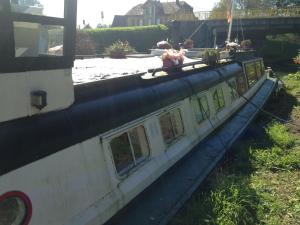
left=211, top=0, right=299, bottom=12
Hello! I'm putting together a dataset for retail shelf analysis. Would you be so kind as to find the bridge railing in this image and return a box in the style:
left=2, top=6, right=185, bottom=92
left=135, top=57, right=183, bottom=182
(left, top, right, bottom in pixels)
left=192, top=7, right=300, bottom=21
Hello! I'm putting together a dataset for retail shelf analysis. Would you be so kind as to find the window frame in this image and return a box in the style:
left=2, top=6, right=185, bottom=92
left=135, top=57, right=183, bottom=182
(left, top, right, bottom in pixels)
left=0, top=0, right=77, bottom=73
left=109, top=125, right=150, bottom=176
left=244, top=60, right=260, bottom=87
left=191, top=94, right=210, bottom=124
left=228, top=79, right=239, bottom=102
left=213, top=87, right=225, bottom=113
left=236, top=72, right=248, bottom=95
left=159, top=108, right=185, bottom=146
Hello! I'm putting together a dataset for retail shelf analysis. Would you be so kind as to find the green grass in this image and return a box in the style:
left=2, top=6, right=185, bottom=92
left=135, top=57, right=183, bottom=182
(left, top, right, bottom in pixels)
left=170, top=70, right=300, bottom=225
left=282, top=71, right=300, bottom=95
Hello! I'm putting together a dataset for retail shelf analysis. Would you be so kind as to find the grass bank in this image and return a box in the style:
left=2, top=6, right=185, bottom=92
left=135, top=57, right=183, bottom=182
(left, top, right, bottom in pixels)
left=170, top=69, right=300, bottom=225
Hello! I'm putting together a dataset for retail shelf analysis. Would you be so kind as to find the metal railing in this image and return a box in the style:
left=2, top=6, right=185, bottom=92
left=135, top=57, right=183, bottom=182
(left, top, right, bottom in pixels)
left=188, top=7, right=300, bottom=21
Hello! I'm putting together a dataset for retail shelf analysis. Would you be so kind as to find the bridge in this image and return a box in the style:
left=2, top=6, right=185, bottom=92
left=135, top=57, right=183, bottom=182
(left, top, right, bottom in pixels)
left=168, top=7, right=300, bottom=47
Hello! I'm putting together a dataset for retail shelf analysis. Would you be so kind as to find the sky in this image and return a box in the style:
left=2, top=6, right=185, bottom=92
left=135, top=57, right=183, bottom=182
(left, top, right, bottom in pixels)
left=76, top=0, right=220, bottom=27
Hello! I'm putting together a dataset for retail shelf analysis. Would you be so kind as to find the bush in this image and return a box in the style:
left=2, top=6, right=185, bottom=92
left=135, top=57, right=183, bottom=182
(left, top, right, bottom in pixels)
left=77, top=25, right=169, bottom=54
left=105, top=41, right=135, bottom=59
left=241, top=39, right=252, bottom=50
left=76, top=32, right=96, bottom=55
left=293, top=50, right=300, bottom=64
left=202, top=50, right=220, bottom=66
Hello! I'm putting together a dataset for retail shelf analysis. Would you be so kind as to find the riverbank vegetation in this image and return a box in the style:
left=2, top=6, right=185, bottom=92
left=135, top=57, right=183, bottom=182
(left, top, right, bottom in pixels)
left=259, top=34, right=300, bottom=63
left=170, top=68, right=300, bottom=225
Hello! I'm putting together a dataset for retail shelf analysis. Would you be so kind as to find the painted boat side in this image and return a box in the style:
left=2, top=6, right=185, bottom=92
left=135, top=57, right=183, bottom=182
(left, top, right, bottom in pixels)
left=0, top=59, right=272, bottom=225
left=105, top=78, right=277, bottom=225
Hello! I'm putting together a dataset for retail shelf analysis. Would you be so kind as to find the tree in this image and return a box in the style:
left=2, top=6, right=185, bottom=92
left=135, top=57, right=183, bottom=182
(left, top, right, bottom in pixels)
left=211, top=0, right=298, bottom=12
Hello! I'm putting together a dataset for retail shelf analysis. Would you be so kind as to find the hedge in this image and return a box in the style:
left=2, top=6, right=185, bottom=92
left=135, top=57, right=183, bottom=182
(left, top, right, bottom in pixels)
left=76, top=25, right=170, bottom=54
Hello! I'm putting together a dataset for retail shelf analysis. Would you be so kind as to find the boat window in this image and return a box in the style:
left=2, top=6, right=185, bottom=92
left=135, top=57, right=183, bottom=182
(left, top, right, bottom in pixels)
left=192, top=95, right=210, bottom=124
left=255, top=60, right=264, bottom=78
left=10, top=0, right=64, bottom=18
left=0, top=0, right=77, bottom=73
left=14, top=22, right=64, bottom=57
left=245, top=62, right=258, bottom=87
left=236, top=72, right=248, bottom=95
left=228, top=79, right=239, bottom=101
left=213, top=88, right=225, bottom=112
left=110, top=126, right=150, bottom=175
left=159, top=109, right=184, bottom=145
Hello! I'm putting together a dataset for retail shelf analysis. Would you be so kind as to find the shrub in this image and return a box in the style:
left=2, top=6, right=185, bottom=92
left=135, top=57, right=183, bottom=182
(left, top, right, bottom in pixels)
left=77, top=25, right=169, bottom=54
left=241, top=39, right=252, bottom=50
left=76, top=32, right=96, bottom=55
left=202, top=50, right=220, bottom=66
left=293, top=50, right=300, bottom=64
left=105, top=41, right=135, bottom=59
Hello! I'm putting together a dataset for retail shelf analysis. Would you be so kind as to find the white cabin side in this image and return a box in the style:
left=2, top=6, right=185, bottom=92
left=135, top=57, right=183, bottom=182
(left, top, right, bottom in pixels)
left=0, top=59, right=268, bottom=225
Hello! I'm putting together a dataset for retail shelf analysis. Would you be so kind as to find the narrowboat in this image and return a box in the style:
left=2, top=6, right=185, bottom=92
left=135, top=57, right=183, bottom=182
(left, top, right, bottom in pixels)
left=0, top=1, right=278, bottom=225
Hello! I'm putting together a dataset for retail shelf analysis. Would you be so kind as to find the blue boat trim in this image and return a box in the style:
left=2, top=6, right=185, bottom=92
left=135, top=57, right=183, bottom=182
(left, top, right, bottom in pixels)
left=106, top=78, right=277, bottom=225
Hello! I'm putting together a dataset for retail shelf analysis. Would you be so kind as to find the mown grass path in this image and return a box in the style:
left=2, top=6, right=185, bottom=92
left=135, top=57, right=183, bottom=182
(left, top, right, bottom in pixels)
left=170, top=68, right=300, bottom=225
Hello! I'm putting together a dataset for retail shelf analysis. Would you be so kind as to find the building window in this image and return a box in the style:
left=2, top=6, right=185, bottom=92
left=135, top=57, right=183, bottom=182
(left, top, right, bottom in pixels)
left=159, top=109, right=184, bottom=145
left=110, top=126, right=150, bottom=176
left=213, top=88, right=225, bottom=112
left=139, top=19, right=143, bottom=26
left=228, top=79, right=239, bottom=101
left=192, top=95, right=210, bottom=124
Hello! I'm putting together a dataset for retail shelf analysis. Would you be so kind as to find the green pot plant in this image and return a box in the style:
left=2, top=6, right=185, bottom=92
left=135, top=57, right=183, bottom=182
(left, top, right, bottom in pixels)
left=202, top=50, right=220, bottom=67
left=241, top=39, right=252, bottom=51
left=105, top=40, right=136, bottom=59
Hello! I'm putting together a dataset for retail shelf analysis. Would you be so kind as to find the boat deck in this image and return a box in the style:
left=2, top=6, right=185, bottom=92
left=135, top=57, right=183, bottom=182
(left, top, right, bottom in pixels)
left=72, top=56, right=199, bottom=85
left=105, top=78, right=277, bottom=225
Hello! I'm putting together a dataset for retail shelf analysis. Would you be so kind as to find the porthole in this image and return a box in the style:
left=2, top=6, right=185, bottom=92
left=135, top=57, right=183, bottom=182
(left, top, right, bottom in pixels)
left=0, top=191, right=32, bottom=225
